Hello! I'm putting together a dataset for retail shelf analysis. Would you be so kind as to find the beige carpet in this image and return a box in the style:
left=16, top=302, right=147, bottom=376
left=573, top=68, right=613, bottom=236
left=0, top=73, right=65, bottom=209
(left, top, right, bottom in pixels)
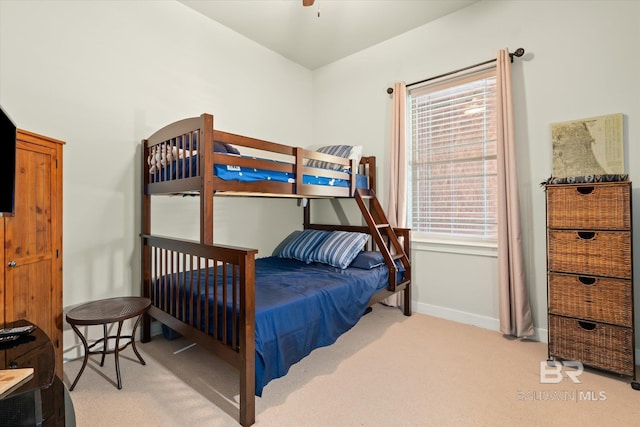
left=63, top=306, right=640, bottom=426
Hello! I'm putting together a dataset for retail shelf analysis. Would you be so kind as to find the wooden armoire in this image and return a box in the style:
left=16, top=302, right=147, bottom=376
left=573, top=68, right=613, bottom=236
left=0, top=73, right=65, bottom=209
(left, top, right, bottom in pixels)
left=0, top=129, right=64, bottom=378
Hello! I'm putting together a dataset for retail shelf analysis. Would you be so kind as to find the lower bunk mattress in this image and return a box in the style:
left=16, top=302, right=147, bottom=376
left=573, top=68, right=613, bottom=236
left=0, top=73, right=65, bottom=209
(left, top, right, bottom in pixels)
left=153, top=256, right=391, bottom=395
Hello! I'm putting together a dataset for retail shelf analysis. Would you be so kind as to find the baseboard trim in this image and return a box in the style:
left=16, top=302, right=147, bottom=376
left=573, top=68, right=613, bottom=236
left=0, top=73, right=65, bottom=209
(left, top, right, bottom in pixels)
left=414, top=301, right=500, bottom=333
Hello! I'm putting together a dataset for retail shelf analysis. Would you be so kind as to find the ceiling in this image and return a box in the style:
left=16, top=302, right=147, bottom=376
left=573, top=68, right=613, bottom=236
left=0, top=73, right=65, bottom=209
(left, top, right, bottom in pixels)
left=179, top=0, right=479, bottom=70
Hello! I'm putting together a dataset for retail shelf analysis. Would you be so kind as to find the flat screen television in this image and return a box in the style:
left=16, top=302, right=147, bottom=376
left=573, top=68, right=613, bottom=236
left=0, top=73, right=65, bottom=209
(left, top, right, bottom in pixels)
left=0, top=105, right=17, bottom=215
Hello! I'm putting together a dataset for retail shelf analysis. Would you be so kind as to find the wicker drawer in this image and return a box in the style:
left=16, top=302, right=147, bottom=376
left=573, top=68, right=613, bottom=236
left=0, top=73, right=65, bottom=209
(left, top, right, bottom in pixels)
left=548, top=314, right=634, bottom=377
left=548, top=273, right=632, bottom=326
left=547, top=230, right=631, bottom=279
left=546, top=182, right=631, bottom=230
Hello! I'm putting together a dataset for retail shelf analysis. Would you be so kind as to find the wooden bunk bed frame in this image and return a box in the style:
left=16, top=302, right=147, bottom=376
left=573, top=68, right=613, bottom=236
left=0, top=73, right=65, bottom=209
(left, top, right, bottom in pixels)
left=140, top=113, right=411, bottom=426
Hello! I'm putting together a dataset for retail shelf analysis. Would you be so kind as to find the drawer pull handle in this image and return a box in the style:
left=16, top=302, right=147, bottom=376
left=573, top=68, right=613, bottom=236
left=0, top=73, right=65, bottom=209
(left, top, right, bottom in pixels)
left=578, top=321, right=596, bottom=331
left=577, top=186, right=594, bottom=195
left=577, top=231, right=596, bottom=240
left=578, top=276, right=596, bottom=285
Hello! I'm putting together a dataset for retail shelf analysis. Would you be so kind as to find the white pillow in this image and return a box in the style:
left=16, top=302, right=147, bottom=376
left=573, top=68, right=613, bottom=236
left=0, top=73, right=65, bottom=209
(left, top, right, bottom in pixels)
left=348, top=145, right=363, bottom=169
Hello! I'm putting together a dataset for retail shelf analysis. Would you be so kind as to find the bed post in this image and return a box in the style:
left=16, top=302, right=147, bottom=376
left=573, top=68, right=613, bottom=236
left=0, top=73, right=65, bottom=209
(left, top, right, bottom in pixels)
left=303, top=198, right=311, bottom=230
left=239, top=253, right=256, bottom=426
left=364, top=156, right=376, bottom=194
left=141, top=139, right=152, bottom=342
left=200, top=113, right=214, bottom=245
left=399, top=228, right=412, bottom=316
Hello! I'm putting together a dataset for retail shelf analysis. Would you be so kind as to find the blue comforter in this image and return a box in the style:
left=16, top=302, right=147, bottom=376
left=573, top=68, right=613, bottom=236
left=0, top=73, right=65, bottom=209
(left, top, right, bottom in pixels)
left=159, top=256, right=389, bottom=395
left=253, top=257, right=389, bottom=395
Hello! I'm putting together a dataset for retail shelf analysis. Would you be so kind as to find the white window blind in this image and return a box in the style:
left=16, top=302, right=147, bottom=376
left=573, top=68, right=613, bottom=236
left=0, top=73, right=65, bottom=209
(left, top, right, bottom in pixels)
left=408, top=68, right=497, bottom=241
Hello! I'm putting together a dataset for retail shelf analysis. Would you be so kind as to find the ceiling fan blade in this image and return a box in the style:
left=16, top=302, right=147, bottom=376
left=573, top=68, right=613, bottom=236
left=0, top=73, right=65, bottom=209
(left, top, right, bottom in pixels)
left=303, top=0, right=315, bottom=6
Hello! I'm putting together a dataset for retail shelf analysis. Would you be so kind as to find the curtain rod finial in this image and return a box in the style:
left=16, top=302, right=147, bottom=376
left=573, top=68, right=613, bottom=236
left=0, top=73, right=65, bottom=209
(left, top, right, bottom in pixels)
left=387, top=87, right=394, bottom=94
left=508, top=48, right=525, bottom=63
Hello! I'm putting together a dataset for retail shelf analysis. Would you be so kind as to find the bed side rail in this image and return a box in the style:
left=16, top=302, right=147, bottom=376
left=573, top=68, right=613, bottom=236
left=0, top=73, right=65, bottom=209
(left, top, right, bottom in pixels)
left=295, top=148, right=356, bottom=197
left=212, top=134, right=364, bottom=198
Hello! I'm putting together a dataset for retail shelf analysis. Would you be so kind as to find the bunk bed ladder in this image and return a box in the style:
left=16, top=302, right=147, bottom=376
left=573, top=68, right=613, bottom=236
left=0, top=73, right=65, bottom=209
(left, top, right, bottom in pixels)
left=355, top=188, right=411, bottom=292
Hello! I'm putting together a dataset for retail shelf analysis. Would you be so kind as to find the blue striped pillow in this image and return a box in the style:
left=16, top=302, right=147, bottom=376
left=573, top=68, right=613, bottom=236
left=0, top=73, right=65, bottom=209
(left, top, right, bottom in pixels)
left=307, top=145, right=353, bottom=171
left=276, top=229, right=330, bottom=263
left=309, top=231, right=369, bottom=269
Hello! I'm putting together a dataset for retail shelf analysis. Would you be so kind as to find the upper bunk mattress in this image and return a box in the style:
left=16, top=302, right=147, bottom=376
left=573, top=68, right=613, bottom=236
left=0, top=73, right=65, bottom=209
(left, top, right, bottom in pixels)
left=150, top=154, right=369, bottom=189
left=214, top=163, right=369, bottom=188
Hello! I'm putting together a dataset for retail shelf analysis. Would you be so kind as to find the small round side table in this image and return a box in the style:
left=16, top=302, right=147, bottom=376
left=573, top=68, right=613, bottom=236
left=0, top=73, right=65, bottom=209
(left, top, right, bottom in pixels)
left=65, top=296, right=151, bottom=391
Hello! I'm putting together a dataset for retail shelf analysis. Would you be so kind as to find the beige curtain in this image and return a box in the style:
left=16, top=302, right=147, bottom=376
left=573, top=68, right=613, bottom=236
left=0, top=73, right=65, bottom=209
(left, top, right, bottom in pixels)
left=496, top=50, right=534, bottom=337
left=382, top=82, right=407, bottom=308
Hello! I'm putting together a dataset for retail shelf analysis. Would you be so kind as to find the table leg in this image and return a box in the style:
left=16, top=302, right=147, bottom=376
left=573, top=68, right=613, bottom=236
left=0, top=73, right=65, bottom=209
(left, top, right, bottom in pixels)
left=114, top=321, right=123, bottom=389
left=69, top=323, right=89, bottom=391
left=130, top=314, right=146, bottom=366
left=100, top=323, right=108, bottom=367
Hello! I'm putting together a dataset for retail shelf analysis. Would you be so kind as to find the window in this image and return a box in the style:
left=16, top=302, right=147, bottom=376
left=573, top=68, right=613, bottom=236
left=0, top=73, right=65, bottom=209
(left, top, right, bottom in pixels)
left=408, top=67, right=497, bottom=243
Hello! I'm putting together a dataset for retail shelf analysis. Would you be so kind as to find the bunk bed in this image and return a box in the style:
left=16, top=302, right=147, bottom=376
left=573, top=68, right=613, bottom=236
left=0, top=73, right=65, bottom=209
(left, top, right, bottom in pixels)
left=140, top=113, right=412, bottom=426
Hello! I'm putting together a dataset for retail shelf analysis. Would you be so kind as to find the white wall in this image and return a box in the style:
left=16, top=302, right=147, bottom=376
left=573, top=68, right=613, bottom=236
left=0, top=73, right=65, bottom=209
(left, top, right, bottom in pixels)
left=0, top=0, right=313, bottom=311
left=313, top=0, right=640, bottom=343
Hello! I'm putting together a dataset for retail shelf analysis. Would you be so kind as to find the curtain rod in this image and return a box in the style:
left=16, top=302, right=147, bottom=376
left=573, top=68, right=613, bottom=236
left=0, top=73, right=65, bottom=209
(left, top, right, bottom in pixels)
left=386, top=48, right=525, bottom=94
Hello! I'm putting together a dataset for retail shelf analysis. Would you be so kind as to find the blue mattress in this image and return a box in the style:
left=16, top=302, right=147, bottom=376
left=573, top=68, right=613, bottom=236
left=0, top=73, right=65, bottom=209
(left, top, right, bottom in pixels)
left=152, top=155, right=369, bottom=189
left=155, top=256, right=391, bottom=395
left=215, top=163, right=369, bottom=188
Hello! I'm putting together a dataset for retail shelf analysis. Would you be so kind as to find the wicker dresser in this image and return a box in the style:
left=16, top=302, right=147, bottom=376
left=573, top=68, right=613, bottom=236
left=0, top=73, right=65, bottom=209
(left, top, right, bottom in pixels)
left=545, top=181, right=637, bottom=385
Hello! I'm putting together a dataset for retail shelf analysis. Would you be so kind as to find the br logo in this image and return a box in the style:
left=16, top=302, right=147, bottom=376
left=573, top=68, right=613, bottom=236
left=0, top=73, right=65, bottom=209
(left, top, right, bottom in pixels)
left=540, top=360, right=584, bottom=384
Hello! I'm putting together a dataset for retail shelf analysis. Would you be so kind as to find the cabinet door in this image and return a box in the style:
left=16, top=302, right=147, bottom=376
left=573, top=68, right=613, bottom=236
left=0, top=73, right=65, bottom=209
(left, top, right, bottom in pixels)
left=3, top=140, right=59, bottom=347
